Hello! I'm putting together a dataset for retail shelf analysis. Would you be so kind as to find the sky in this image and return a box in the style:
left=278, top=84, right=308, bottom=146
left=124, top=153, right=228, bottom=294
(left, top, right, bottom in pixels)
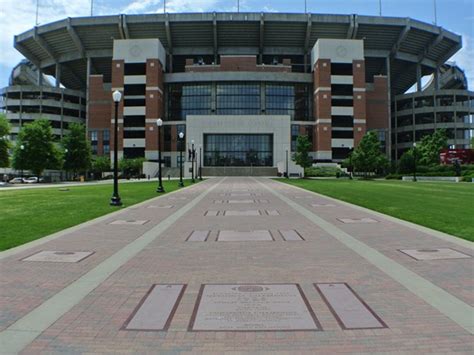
left=0, top=0, right=472, bottom=89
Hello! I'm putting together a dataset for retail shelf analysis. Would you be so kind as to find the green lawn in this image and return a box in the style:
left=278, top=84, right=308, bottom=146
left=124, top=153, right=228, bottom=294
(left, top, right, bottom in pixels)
left=279, top=179, right=474, bottom=242
left=0, top=180, right=196, bottom=251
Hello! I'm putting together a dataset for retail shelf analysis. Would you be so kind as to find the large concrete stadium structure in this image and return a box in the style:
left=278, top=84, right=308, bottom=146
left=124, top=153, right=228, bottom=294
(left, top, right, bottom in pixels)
left=1, top=12, right=473, bottom=175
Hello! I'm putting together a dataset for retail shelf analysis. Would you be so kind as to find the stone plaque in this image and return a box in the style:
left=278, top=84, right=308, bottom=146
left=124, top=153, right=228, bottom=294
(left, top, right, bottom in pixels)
left=315, top=283, right=387, bottom=329
left=224, top=210, right=260, bottom=216
left=229, top=193, right=252, bottom=197
left=147, top=205, right=174, bottom=209
left=311, top=203, right=335, bottom=207
left=190, top=284, right=321, bottom=331
left=265, top=210, right=280, bottom=216
left=337, top=218, right=378, bottom=224
left=123, top=284, right=186, bottom=331
left=227, top=199, right=255, bottom=204
left=280, top=230, right=304, bottom=241
left=205, top=210, right=220, bottom=216
left=22, top=251, right=94, bottom=263
left=110, top=220, right=149, bottom=225
left=168, top=197, right=187, bottom=200
left=187, top=230, right=210, bottom=242
left=399, top=248, right=471, bottom=260
left=217, top=230, right=273, bottom=242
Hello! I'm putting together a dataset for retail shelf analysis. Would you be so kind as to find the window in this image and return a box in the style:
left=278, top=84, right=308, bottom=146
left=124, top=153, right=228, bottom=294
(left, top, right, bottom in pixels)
left=265, top=83, right=311, bottom=120
left=90, top=130, right=98, bottom=155
left=331, top=84, right=353, bottom=96
left=216, top=84, right=260, bottom=115
left=332, top=116, right=353, bottom=127
left=103, top=129, right=110, bottom=155
left=204, top=134, right=273, bottom=167
left=124, top=116, right=145, bottom=127
left=291, top=125, right=299, bottom=152
left=124, top=84, right=145, bottom=96
left=331, top=63, right=353, bottom=76
left=167, top=83, right=212, bottom=120
left=331, top=130, right=353, bottom=138
left=124, top=63, right=146, bottom=76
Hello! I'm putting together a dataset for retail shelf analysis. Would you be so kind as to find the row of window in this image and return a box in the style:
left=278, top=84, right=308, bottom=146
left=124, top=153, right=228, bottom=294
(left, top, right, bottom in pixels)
left=395, top=113, right=474, bottom=127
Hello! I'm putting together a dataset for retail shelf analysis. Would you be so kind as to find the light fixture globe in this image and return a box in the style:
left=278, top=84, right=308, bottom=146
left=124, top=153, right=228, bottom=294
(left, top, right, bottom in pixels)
left=179, top=132, right=184, bottom=139
left=156, top=118, right=163, bottom=126
left=413, top=142, right=417, bottom=148
left=191, top=139, right=195, bottom=144
left=112, top=90, right=122, bottom=103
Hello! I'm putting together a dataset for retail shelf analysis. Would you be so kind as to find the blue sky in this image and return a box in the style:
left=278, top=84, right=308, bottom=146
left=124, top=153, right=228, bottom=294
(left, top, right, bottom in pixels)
left=0, top=0, right=472, bottom=89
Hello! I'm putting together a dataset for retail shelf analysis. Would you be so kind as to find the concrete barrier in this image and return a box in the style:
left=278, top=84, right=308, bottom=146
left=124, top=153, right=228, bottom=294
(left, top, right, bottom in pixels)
left=402, top=176, right=461, bottom=182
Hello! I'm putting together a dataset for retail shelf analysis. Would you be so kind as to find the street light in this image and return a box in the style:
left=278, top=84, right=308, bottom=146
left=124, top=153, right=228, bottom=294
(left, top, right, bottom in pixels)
left=348, top=146, right=354, bottom=180
left=178, top=131, right=184, bottom=187
left=191, top=139, right=195, bottom=183
left=199, top=145, right=203, bottom=180
left=20, top=144, right=25, bottom=181
left=110, top=90, right=122, bottom=206
left=64, top=148, right=68, bottom=181
left=156, top=118, right=164, bottom=193
left=413, top=142, right=417, bottom=182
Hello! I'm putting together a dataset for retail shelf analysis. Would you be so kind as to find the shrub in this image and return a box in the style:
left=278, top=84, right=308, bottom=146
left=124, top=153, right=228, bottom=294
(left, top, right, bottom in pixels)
left=305, top=166, right=341, bottom=177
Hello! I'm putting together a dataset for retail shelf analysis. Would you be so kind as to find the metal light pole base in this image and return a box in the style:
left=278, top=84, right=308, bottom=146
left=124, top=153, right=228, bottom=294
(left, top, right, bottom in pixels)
left=156, top=186, right=165, bottom=193
left=179, top=181, right=184, bottom=187
left=110, top=196, right=122, bottom=206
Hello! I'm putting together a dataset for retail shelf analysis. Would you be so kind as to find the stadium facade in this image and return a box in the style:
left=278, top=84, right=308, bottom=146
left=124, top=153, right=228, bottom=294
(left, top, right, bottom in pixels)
left=1, top=13, right=473, bottom=175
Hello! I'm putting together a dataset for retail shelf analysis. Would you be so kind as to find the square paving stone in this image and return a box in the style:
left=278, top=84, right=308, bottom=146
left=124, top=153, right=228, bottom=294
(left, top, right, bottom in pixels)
left=399, top=248, right=471, bottom=260
left=110, top=220, right=149, bottom=225
left=186, top=230, right=211, bottom=242
left=123, top=284, right=186, bottom=331
left=189, top=284, right=321, bottom=331
left=280, top=230, right=304, bottom=241
left=22, top=251, right=94, bottom=263
left=217, top=230, right=274, bottom=242
left=224, top=210, right=261, bottom=216
left=337, top=218, right=378, bottom=224
left=315, top=283, right=387, bottom=330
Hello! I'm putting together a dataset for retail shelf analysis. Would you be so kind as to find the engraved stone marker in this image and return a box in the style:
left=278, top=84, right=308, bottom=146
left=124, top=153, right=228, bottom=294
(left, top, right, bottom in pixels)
left=227, top=199, right=255, bottom=204
left=147, top=205, right=174, bottom=209
left=168, top=197, right=187, bottom=200
left=315, top=283, right=387, bottom=329
left=337, top=218, right=378, bottom=224
left=123, top=284, right=185, bottom=331
left=311, top=203, right=335, bottom=207
left=224, top=210, right=261, bottom=216
left=217, top=230, right=273, bottom=242
left=22, top=251, right=94, bottom=263
left=110, top=220, right=149, bottom=225
left=187, top=230, right=210, bottom=242
left=399, top=248, right=471, bottom=260
left=190, top=284, right=321, bottom=331
left=205, top=210, right=220, bottom=216
left=265, top=210, right=280, bottom=216
left=280, top=230, right=304, bottom=241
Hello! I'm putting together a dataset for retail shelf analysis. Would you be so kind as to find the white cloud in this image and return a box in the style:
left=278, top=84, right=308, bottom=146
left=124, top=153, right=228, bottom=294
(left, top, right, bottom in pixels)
left=449, top=34, right=474, bottom=90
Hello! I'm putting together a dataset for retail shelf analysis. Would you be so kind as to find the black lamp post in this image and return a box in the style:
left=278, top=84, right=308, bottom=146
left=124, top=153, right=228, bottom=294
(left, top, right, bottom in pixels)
left=199, top=146, right=203, bottom=180
left=110, top=90, right=122, bottom=206
left=413, top=142, right=417, bottom=182
left=178, top=131, right=184, bottom=187
left=20, top=144, right=25, bottom=181
left=349, top=146, right=354, bottom=180
left=156, top=118, right=164, bottom=193
left=191, top=139, right=195, bottom=183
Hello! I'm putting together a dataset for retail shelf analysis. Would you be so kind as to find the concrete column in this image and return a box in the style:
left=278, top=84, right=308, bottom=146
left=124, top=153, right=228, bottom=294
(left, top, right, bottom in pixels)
left=37, top=68, right=43, bottom=86
left=55, top=63, right=61, bottom=88
left=434, top=67, right=440, bottom=91
left=86, top=57, right=91, bottom=133
left=416, top=63, right=422, bottom=92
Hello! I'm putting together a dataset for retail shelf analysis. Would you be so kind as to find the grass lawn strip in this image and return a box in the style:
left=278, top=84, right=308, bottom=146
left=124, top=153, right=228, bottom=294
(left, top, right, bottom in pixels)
left=0, top=180, right=196, bottom=251
left=279, top=179, right=474, bottom=243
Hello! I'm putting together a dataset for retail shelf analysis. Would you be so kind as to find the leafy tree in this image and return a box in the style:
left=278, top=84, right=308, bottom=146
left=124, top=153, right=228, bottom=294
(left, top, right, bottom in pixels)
left=470, top=136, right=474, bottom=149
left=91, top=156, right=111, bottom=176
left=62, top=123, right=92, bottom=178
left=417, top=129, right=448, bottom=166
left=398, top=149, right=415, bottom=174
left=351, top=131, right=388, bottom=177
left=0, top=113, right=10, bottom=167
left=12, top=119, right=61, bottom=178
left=119, top=158, right=145, bottom=179
left=294, top=135, right=313, bottom=173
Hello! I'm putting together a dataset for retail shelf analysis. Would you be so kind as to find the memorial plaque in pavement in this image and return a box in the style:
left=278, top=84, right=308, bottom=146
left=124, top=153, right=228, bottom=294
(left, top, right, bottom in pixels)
left=186, top=230, right=210, bottom=242
left=265, top=210, right=280, bottom=216
left=147, top=205, right=174, bottom=209
left=224, top=210, right=261, bottom=216
left=337, top=218, right=378, bottom=224
left=227, top=199, right=255, bottom=204
left=123, top=284, right=186, bottom=331
left=311, top=203, right=335, bottom=207
left=315, top=283, right=387, bottom=330
left=110, top=220, right=149, bottom=225
left=280, top=230, right=304, bottom=241
left=189, top=284, right=321, bottom=331
left=228, top=193, right=252, bottom=197
left=168, top=197, right=187, bottom=200
left=205, top=210, right=220, bottom=216
left=217, top=230, right=274, bottom=242
left=22, top=251, right=94, bottom=263
left=399, top=248, right=471, bottom=260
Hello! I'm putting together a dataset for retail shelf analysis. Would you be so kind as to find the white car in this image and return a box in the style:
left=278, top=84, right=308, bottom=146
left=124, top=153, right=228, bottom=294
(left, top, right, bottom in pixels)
left=9, top=177, right=24, bottom=184
left=24, top=177, right=39, bottom=183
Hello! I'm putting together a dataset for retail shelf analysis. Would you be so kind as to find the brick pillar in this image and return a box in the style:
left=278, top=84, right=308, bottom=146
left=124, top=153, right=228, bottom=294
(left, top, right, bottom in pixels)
left=313, top=59, right=332, bottom=159
left=145, top=59, right=165, bottom=155
left=353, top=60, right=367, bottom=146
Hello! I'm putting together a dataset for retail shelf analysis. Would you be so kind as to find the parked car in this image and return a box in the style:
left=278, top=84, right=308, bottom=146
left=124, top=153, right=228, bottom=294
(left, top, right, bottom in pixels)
left=9, top=177, right=24, bottom=184
left=24, top=177, right=38, bottom=183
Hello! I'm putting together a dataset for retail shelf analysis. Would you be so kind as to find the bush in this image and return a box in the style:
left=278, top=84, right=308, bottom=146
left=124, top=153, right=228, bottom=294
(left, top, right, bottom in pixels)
left=305, top=166, right=341, bottom=177
left=385, top=173, right=403, bottom=180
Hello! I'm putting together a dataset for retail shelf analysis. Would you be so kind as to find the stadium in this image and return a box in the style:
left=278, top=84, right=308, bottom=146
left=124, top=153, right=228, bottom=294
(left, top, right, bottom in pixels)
left=1, top=12, right=473, bottom=175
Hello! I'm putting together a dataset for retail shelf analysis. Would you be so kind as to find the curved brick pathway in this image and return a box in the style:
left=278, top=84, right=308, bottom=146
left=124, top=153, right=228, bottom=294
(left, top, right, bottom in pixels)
left=0, top=177, right=472, bottom=354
